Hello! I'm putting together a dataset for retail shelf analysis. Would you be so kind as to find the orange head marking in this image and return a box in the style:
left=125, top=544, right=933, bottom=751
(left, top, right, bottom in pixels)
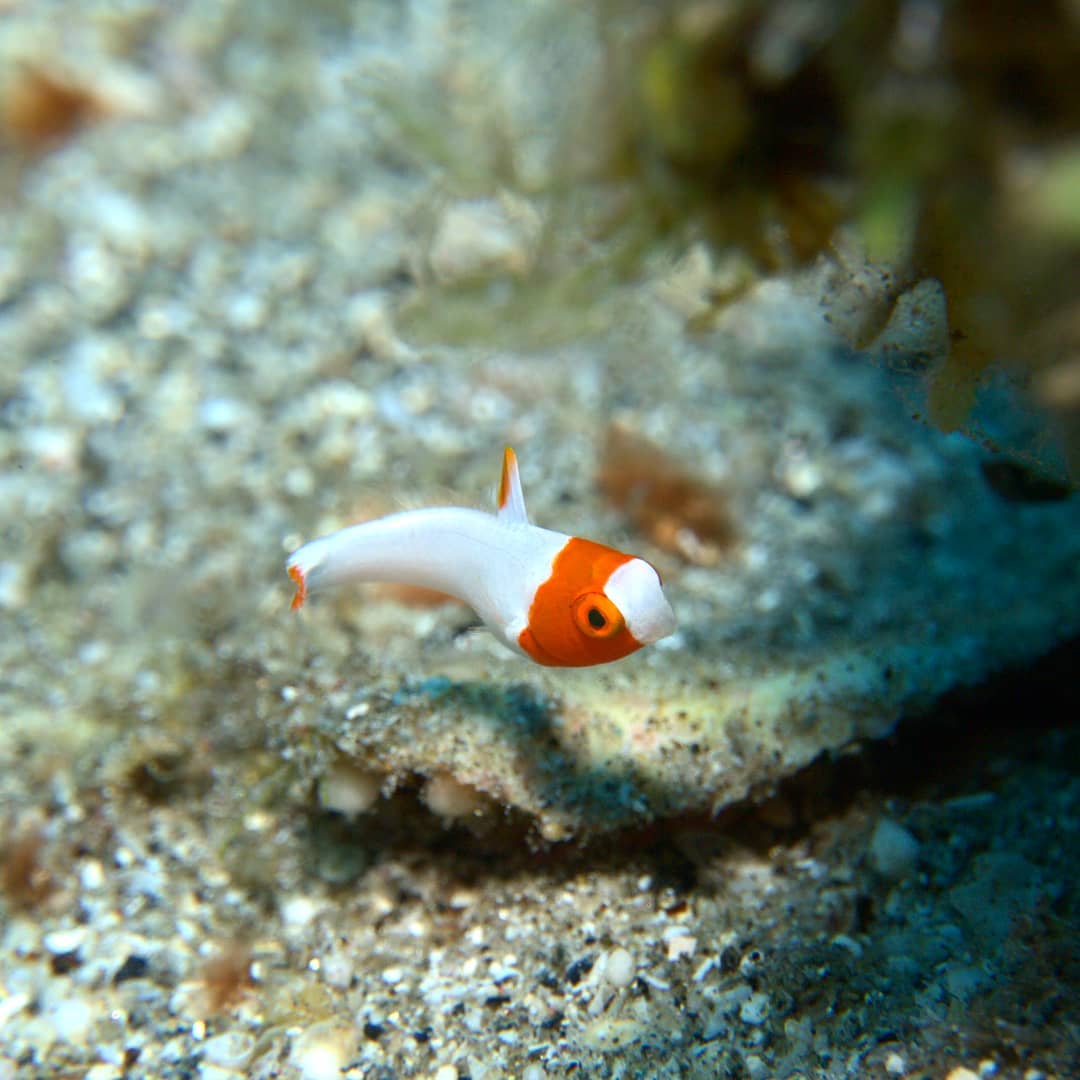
left=288, top=564, right=308, bottom=610
left=517, top=538, right=643, bottom=667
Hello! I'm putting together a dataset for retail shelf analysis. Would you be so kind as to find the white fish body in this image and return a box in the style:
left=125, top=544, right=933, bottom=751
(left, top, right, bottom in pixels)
left=287, top=449, right=675, bottom=667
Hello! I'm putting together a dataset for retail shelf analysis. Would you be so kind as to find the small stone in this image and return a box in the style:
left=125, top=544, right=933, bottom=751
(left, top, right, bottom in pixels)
left=190, top=98, right=254, bottom=160
left=344, top=290, right=414, bottom=361
left=422, top=774, right=486, bottom=820
left=0, top=562, right=30, bottom=611
left=84, top=1066, right=123, bottom=1080
left=428, top=195, right=540, bottom=284
left=289, top=1023, right=356, bottom=1080
left=869, top=818, right=920, bottom=880
left=885, top=1050, right=906, bottom=1075
left=223, top=291, right=266, bottom=332
left=0, top=993, right=30, bottom=1027
left=78, top=855, right=104, bottom=889
left=744, top=1054, right=769, bottom=1080
left=782, top=457, right=823, bottom=499
left=830, top=933, right=863, bottom=958
left=46, top=996, right=96, bottom=1044
left=44, top=927, right=88, bottom=956
left=201, top=1031, right=255, bottom=1069
left=198, top=397, right=250, bottom=433
left=318, top=761, right=382, bottom=818
left=653, top=243, right=719, bottom=321
left=579, top=1015, right=646, bottom=1051
left=21, top=426, right=80, bottom=472
left=318, top=950, right=354, bottom=991
left=196, top=1064, right=245, bottom=1080
left=603, top=947, right=635, bottom=988
left=283, top=466, right=315, bottom=497
left=739, top=991, right=771, bottom=1025
left=738, top=949, right=765, bottom=978
left=665, top=933, right=697, bottom=962
left=63, top=339, right=124, bottom=422
left=280, top=894, right=324, bottom=928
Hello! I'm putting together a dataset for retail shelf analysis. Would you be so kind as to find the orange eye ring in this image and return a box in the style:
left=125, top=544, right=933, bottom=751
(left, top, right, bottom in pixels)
left=572, top=593, right=625, bottom=639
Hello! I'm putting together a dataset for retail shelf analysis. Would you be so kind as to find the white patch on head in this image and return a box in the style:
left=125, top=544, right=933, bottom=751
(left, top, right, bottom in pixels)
left=605, top=559, right=676, bottom=644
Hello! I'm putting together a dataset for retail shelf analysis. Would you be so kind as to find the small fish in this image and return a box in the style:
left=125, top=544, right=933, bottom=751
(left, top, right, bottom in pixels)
left=287, top=448, right=676, bottom=667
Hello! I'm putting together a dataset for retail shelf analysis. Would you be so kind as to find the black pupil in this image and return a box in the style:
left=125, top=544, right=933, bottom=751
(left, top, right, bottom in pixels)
left=587, top=608, right=606, bottom=630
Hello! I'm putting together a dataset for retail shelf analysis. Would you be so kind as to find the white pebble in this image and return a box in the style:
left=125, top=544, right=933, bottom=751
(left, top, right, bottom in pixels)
left=429, top=196, right=540, bottom=284
left=423, top=774, right=485, bottom=820
left=0, top=993, right=30, bottom=1027
left=196, top=1064, right=245, bottom=1080
left=754, top=586, right=782, bottom=614
left=604, top=947, right=635, bottom=988
left=21, top=426, right=80, bottom=471
left=869, top=818, right=920, bottom=880
left=198, top=397, right=249, bottom=433
left=344, top=290, right=413, bottom=361
left=283, top=466, right=315, bottom=497
left=63, top=339, right=123, bottom=423
left=280, top=894, right=324, bottom=928
left=885, top=1050, right=906, bottom=1075
left=318, top=761, right=382, bottom=818
left=665, top=933, right=697, bottom=962
left=223, top=292, right=266, bottom=332
left=201, top=1031, right=255, bottom=1068
left=744, top=1054, right=769, bottom=1080
left=190, top=99, right=254, bottom=159
left=44, top=927, right=88, bottom=956
left=0, top=562, right=30, bottom=610
left=289, top=1023, right=356, bottom=1080
left=84, top=1066, right=123, bottom=1080
left=318, top=950, right=355, bottom=991
left=739, top=991, right=771, bottom=1025
left=47, top=997, right=96, bottom=1043
left=782, top=458, right=823, bottom=498
left=433, top=1067, right=458, bottom=1080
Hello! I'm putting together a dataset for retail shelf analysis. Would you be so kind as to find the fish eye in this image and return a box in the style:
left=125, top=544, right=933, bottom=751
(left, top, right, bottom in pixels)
left=572, top=593, right=624, bottom=639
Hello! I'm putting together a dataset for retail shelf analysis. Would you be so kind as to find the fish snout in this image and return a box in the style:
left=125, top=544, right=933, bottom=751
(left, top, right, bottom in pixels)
left=606, top=558, right=676, bottom=644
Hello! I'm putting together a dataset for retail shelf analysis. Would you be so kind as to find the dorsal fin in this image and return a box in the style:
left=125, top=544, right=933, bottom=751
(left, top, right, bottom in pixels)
left=497, top=446, right=529, bottom=523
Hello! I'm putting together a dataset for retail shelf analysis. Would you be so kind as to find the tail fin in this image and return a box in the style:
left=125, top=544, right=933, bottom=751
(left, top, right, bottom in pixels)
left=287, top=563, right=308, bottom=610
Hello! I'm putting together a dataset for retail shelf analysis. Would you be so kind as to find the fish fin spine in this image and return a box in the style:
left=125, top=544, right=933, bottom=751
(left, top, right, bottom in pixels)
left=497, top=446, right=529, bottom=523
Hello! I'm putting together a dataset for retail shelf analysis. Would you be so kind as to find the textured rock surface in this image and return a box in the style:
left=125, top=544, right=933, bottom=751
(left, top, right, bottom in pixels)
left=1, top=1, right=1077, bottom=838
